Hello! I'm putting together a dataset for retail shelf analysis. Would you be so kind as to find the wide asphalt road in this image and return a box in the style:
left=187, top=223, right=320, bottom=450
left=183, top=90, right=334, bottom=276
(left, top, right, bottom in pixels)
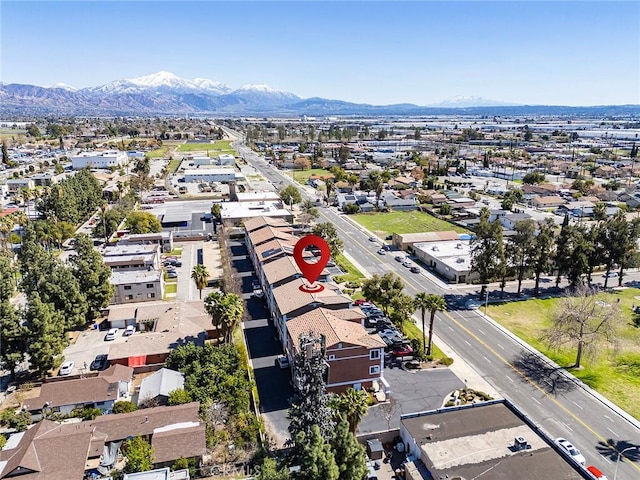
left=233, top=137, right=640, bottom=480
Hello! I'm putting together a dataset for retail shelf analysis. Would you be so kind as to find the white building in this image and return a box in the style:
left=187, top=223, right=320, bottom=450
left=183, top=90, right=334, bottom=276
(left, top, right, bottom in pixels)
left=413, top=239, right=476, bottom=284
left=220, top=201, right=293, bottom=225
left=71, top=150, right=128, bottom=170
left=183, top=167, right=243, bottom=183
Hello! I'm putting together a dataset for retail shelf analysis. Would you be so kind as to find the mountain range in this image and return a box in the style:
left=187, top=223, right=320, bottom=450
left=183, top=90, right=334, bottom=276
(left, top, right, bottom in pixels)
left=1, top=71, right=638, bottom=117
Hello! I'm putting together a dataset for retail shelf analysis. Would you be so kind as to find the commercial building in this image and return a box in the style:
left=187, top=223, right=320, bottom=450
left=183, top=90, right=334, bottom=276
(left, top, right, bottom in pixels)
left=71, top=150, right=128, bottom=170
left=101, top=244, right=161, bottom=271
left=183, top=167, right=243, bottom=183
left=400, top=400, right=591, bottom=480
left=412, top=239, right=475, bottom=284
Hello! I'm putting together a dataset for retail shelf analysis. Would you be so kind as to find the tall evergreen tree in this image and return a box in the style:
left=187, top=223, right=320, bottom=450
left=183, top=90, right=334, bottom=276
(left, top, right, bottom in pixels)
left=555, top=214, right=572, bottom=287
left=508, top=219, right=536, bottom=295
left=26, top=293, right=66, bottom=376
left=0, top=301, right=27, bottom=380
left=532, top=219, right=556, bottom=296
left=311, top=222, right=344, bottom=258
left=470, top=209, right=502, bottom=295
left=330, top=418, right=368, bottom=480
left=288, top=333, right=335, bottom=443
left=0, top=255, right=16, bottom=301
left=296, top=425, right=339, bottom=480
left=70, top=233, right=114, bottom=319
left=599, top=211, right=630, bottom=288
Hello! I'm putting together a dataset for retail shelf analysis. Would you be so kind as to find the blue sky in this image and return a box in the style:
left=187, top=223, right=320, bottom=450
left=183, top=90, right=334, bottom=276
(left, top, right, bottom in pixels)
left=2, top=1, right=639, bottom=106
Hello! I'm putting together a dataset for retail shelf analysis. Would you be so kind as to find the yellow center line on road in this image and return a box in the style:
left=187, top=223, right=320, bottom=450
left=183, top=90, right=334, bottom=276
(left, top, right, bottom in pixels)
left=443, top=309, right=640, bottom=473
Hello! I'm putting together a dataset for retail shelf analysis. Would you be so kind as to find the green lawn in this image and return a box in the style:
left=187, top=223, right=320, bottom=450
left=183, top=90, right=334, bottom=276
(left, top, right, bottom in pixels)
left=146, top=147, right=169, bottom=158
left=165, top=159, right=182, bottom=175
left=164, top=283, right=177, bottom=294
left=167, top=247, right=183, bottom=257
left=287, top=168, right=333, bottom=185
left=487, top=288, right=640, bottom=420
left=334, top=253, right=365, bottom=284
left=352, top=211, right=469, bottom=238
left=177, top=140, right=236, bottom=155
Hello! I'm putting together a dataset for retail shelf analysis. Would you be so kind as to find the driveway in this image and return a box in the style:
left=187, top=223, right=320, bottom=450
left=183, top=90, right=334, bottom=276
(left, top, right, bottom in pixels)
left=232, top=240, right=294, bottom=446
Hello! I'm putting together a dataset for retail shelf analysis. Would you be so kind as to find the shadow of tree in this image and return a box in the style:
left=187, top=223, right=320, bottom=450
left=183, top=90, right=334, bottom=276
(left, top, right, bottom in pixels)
left=512, top=351, right=576, bottom=395
left=596, top=438, right=640, bottom=463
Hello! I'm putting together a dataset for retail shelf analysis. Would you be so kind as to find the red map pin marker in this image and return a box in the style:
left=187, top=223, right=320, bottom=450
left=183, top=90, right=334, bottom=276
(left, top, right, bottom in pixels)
left=293, top=235, right=330, bottom=292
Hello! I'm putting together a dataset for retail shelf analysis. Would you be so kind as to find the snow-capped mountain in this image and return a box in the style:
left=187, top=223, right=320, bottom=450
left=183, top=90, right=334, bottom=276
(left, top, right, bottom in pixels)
left=434, top=95, right=518, bottom=108
left=231, top=84, right=301, bottom=105
left=50, top=82, right=77, bottom=91
left=87, top=71, right=232, bottom=96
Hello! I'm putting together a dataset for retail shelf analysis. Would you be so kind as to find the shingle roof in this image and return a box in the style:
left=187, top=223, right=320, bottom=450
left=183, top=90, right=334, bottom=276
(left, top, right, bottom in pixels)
left=272, top=278, right=351, bottom=317
left=254, top=238, right=297, bottom=263
left=287, top=308, right=386, bottom=350
left=263, top=256, right=301, bottom=285
left=248, top=226, right=296, bottom=247
left=26, top=365, right=133, bottom=411
left=243, top=216, right=291, bottom=233
left=151, top=425, right=206, bottom=463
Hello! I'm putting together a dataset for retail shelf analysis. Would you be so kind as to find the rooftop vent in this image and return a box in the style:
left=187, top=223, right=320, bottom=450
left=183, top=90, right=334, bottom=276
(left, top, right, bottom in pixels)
left=513, top=436, right=530, bottom=451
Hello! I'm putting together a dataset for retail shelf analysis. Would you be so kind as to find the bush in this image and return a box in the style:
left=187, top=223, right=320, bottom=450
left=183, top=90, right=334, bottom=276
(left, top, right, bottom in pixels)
left=112, top=401, right=137, bottom=414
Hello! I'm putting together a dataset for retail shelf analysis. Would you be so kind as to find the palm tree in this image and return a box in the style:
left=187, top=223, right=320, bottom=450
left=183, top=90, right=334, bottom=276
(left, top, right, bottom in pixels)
left=338, top=388, right=369, bottom=434
left=219, top=294, right=244, bottom=343
left=191, top=264, right=209, bottom=299
left=203, top=291, right=244, bottom=343
left=414, top=293, right=446, bottom=357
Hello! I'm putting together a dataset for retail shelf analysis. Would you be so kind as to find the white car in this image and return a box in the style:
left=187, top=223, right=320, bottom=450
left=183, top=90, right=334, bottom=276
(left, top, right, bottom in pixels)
left=105, top=328, right=119, bottom=341
left=124, top=325, right=136, bottom=336
left=555, top=437, right=586, bottom=465
left=59, top=360, right=74, bottom=376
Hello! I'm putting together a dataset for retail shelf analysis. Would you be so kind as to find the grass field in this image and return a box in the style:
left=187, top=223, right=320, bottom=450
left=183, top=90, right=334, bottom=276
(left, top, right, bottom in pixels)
left=0, top=129, right=25, bottom=139
left=486, top=288, right=640, bottom=419
left=177, top=140, right=235, bottom=155
left=334, top=253, right=365, bottom=284
left=352, top=211, right=469, bottom=238
left=146, top=147, right=169, bottom=158
left=164, top=283, right=177, bottom=295
left=287, top=168, right=333, bottom=185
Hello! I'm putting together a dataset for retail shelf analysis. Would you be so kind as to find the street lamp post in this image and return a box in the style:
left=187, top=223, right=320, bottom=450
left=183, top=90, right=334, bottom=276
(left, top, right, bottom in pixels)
left=614, top=446, right=638, bottom=480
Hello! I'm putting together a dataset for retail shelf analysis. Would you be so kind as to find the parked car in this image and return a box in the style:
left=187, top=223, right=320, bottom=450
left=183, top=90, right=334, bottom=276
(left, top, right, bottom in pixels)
left=124, top=325, right=136, bottom=336
left=602, top=271, right=618, bottom=278
left=391, top=345, right=414, bottom=357
left=354, top=299, right=372, bottom=306
left=275, top=355, right=290, bottom=369
left=555, top=438, right=586, bottom=466
left=59, top=360, right=74, bottom=376
left=168, top=272, right=178, bottom=279
left=174, top=260, right=182, bottom=267
left=105, top=328, right=119, bottom=341
left=90, top=354, right=108, bottom=371
left=586, top=466, right=608, bottom=480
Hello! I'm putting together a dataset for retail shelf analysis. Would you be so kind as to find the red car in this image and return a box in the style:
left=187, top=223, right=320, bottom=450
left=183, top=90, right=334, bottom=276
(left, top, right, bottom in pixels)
left=586, top=466, right=608, bottom=480
left=354, top=299, right=371, bottom=306
left=391, top=345, right=414, bottom=357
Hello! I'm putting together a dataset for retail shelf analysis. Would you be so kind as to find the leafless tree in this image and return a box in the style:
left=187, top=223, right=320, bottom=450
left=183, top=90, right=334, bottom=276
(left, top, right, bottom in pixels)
left=542, top=286, right=621, bottom=368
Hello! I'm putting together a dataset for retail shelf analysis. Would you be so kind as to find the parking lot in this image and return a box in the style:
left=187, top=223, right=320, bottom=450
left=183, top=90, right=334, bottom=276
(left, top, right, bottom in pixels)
left=62, top=326, right=132, bottom=376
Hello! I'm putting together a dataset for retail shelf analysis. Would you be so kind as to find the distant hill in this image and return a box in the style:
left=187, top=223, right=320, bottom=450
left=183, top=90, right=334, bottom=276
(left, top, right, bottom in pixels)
left=1, top=71, right=638, bottom=117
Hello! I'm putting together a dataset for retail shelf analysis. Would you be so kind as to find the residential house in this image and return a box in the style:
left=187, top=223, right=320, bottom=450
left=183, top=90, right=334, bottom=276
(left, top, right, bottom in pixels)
left=6, top=178, right=34, bottom=194
left=118, top=231, right=174, bottom=253
left=500, top=212, right=533, bottom=230
left=286, top=308, right=386, bottom=393
left=594, top=165, right=618, bottom=179
left=25, top=365, right=133, bottom=419
left=137, top=368, right=185, bottom=406
left=381, top=191, right=418, bottom=211
left=102, top=244, right=161, bottom=271
left=106, top=301, right=211, bottom=368
left=123, top=467, right=190, bottom=480
left=110, top=269, right=165, bottom=304
left=531, top=195, right=567, bottom=209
